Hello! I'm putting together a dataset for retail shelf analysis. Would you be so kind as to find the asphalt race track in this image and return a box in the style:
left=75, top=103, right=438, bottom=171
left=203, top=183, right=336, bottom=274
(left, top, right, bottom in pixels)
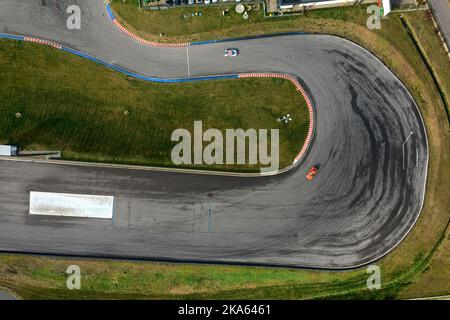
left=0, top=0, right=428, bottom=268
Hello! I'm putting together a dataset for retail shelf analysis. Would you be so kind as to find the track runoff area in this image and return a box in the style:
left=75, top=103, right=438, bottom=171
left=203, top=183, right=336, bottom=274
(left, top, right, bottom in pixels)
left=0, top=0, right=428, bottom=269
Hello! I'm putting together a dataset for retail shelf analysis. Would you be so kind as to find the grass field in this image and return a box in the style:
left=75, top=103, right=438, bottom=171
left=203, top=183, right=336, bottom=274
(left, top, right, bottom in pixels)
left=398, top=221, right=450, bottom=299
left=111, top=1, right=269, bottom=42
left=404, top=11, right=450, bottom=120
left=0, top=4, right=449, bottom=299
left=396, top=11, right=450, bottom=299
left=111, top=1, right=369, bottom=43
left=0, top=40, right=309, bottom=172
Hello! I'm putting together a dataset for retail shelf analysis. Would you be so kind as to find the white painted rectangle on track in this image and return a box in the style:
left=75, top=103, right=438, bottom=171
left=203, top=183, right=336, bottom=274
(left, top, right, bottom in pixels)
left=29, top=192, right=114, bottom=219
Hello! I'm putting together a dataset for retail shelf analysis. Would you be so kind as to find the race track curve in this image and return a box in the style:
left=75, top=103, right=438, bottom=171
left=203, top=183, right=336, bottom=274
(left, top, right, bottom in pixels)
left=0, top=0, right=428, bottom=268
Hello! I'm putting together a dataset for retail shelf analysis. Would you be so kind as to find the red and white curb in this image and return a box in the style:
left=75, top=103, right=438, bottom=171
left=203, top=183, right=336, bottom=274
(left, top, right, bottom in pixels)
left=112, top=19, right=189, bottom=48
left=239, top=73, right=314, bottom=165
left=22, top=11, right=314, bottom=167
left=24, top=36, right=62, bottom=49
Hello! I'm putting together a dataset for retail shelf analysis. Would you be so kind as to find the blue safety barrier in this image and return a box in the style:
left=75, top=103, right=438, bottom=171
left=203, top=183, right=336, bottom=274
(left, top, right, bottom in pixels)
left=106, top=3, right=115, bottom=21
left=61, top=46, right=238, bottom=83
left=191, top=32, right=309, bottom=46
left=0, top=34, right=25, bottom=41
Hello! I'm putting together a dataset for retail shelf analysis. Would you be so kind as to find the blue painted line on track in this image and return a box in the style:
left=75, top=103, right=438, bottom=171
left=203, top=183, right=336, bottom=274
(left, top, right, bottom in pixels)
left=106, top=3, right=115, bottom=21
left=0, top=33, right=24, bottom=41
left=2, top=4, right=308, bottom=85
left=190, top=32, right=309, bottom=46
left=60, top=46, right=238, bottom=83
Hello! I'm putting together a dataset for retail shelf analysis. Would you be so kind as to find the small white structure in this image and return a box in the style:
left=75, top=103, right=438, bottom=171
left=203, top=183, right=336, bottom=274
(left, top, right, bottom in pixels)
left=382, top=0, right=391, bottom=16
left=0, top=145, right=18, bottom=157
left=29, top=191, right=114, bottom=219
left=235, top=4, right=245, bottom=14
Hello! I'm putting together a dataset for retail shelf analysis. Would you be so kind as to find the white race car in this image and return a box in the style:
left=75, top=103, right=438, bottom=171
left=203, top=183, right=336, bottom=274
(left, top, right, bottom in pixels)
left=224, top=49, right=239, bottom=57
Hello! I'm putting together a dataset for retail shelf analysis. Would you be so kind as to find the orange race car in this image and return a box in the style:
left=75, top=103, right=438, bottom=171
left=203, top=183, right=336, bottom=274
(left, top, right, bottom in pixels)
left=306, top=166, right=318, bottom=181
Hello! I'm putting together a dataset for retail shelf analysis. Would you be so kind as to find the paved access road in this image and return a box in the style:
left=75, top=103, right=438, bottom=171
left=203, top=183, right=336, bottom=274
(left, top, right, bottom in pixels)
left=429, top=0, right=450, bottom=49
left=0, top=0, right=428, bottom=268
